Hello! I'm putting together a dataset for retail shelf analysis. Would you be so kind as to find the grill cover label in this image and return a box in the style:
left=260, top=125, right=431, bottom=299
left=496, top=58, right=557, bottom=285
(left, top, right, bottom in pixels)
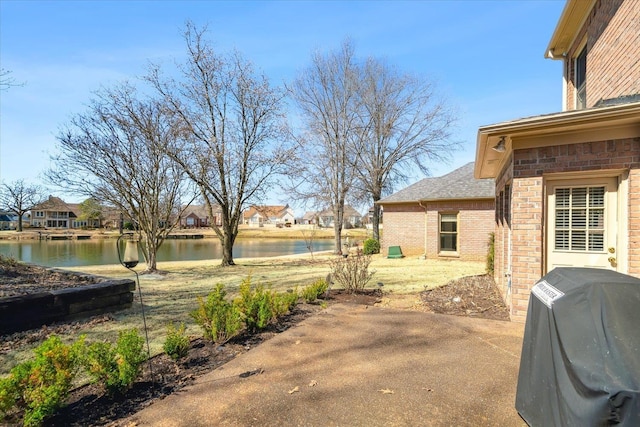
left=532, top=280, right=565, bottom=308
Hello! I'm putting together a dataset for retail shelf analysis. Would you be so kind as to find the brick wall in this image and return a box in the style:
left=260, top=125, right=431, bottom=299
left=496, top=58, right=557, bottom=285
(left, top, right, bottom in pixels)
left=565, top=0, right=640, bottom=110
left=500, top=137, right=640, bottom=323
left=381, top=200, right=495, bottom=261
left=381, top=204, right=425, bottom=256
left=494, top=158, right=514, bottom=314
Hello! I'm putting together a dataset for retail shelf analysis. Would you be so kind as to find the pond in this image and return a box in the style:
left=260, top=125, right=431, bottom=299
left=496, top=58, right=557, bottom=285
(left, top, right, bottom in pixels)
left=0, top=238, right=336, bottom=268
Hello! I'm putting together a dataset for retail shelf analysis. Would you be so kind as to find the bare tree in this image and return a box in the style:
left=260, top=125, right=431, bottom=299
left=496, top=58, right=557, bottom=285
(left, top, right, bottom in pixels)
left=0, top=68, right=24, bottom=91
left=0, top=180, right=45, bottom=231
left=353, top=58, right=458, bottom=241
left=289, top=41, right=360, bottom=254
left=48, top=83, right=192, bottom=273
left=147, top=23, right=291, bottom=266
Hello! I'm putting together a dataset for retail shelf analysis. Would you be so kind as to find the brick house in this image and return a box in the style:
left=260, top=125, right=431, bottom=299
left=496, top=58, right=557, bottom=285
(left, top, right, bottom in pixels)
left=178, top=204, right=222, bottom=228
left=475, top=0, right=640, bottom=322
left=378, top=162, right=495, bottom=260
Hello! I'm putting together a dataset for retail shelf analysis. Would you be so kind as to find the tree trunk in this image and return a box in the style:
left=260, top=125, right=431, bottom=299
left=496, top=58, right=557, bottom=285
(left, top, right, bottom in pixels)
left=333, top=205, right=344, bottom=255
left=371, top=203, right=381, bottom=242
left=142, top=234, right=158, bottom=273
left=17, top=214, right=23, bottom=232
left=221, top=231, right=235, bottom=266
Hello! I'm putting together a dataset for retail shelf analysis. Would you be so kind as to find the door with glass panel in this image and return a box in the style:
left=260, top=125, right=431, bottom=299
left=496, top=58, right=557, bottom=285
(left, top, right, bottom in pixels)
left=546, top=178, right=618, bottom=272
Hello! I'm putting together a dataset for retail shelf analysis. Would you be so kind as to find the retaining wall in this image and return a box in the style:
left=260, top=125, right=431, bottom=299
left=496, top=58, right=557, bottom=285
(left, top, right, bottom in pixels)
left=0, top=279, right=136, bottom=334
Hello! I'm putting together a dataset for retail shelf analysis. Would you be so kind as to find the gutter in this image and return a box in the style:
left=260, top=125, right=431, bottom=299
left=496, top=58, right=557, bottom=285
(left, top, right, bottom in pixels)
left=418, top=200, right=428, bottom=260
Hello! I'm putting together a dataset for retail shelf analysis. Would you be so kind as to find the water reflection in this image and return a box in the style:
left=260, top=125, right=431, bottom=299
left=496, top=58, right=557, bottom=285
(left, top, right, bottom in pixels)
left=0, top=238, right=335, bottom=268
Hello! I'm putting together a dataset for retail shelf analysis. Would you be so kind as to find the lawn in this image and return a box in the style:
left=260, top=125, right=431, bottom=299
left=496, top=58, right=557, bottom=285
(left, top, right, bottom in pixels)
left=0, top=253, right=486, bottom=374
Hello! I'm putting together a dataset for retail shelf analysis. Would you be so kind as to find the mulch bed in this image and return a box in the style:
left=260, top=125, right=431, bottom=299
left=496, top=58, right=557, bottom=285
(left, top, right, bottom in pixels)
left=420, top=274, right=511, bottom=321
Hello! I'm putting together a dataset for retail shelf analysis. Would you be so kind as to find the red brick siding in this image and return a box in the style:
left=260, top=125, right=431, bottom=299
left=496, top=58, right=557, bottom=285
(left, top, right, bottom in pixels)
left=509, top=177, right=544, bottom=322
left=500, top=137, right=640, bottom=323
left=381, top=200, right=495, bottom=261
left=494, top=159, right=514, bottom=314
left=565, top=0, right=640, bottom=110
left=380, top=204, right=425, bottom=256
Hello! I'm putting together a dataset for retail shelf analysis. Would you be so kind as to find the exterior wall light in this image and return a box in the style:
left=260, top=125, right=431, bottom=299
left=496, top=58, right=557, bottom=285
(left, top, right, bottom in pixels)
left=492, top=136, right=507, bottom=153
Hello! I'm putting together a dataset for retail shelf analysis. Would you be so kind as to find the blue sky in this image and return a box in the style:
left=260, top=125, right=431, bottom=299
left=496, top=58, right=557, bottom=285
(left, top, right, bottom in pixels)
left=1, top=0, right=566, bottom=206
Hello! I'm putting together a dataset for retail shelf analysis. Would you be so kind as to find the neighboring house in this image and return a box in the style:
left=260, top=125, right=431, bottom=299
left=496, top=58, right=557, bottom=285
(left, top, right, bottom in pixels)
left=301, top=211, right=318, bottom=225
left=0, top=211, right=24, bottom=230
left=243, top=205, right=295, bottom=227
left=30, top=196, right=77, bottom=229
left=317, top=205, right=363, bottom=229
left=0, top=213, right=15, bottom=230
left=378, top=162, right=495, bottom=260
left=474, top=0, right=640, bottom=322
left=179, top=204, right=222, bottom=228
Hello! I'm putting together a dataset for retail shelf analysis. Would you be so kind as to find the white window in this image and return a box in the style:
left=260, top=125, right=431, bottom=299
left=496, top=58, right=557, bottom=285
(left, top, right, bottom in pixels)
left=554, top=186, right=605, bottom=252
left=439, top=213, right=458, bottom=253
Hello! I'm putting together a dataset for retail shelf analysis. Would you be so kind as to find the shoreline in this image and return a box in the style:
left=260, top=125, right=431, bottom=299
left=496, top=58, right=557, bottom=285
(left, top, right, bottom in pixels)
left=0, top=225, right=371, bottom=241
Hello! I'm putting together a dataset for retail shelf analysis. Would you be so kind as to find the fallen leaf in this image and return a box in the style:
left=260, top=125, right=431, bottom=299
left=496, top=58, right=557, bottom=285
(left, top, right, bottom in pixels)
left=288, top=386, right=299, bottom=394
left=308, top=380, right=318, bottom=387
left=378, top=389, right=394, bottom=394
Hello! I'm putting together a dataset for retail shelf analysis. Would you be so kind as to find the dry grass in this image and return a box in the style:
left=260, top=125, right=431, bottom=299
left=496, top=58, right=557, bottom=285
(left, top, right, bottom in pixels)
left=1, top=253, right=485, bottom=374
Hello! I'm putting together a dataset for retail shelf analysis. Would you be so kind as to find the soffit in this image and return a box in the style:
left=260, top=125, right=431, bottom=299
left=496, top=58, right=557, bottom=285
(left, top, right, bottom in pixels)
left=475, top=102, right=640, bottom=179
left=545, top=0, right=596, bottom=59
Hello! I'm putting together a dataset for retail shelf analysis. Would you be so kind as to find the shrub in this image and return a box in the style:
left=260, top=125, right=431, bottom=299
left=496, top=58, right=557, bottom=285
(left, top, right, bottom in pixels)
left=191, top=284, right=243, bottom=343
left=363, top=238, right=380, bottom=255
left=486, top=232, right=495, bottom=274
left=83, top=329, right=146, bottom=396
left=235, top=278, right=276, bottom=333
left=302, top=279, right=329, bottom=303
left=272, top=289, right=299, bottom=317
left=163, top=322, right=190, bottom=361
left=330, top=253, right=375, bottom=293
left=0, top=335, right=84, bottom=426
left=235, top=277, right=299, bottom=333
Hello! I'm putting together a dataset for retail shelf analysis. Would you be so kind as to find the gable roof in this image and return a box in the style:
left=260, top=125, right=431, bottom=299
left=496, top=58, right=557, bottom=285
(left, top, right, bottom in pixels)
left=318, top=205, right=362, bottom=218
left=182, top=204, right=221, bottom=219
left=244, top=205, right=290, bottom=220
left=378, top=162, right=494, bottom=204
left=32, top=196, right=73, bottom=212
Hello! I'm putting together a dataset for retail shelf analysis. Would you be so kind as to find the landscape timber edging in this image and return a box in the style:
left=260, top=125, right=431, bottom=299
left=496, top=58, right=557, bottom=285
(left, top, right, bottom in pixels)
left=0, top=278, right=136, bottom=335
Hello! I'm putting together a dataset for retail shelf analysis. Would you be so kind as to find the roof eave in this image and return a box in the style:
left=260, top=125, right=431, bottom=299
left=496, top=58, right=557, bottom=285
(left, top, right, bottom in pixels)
left=475, top=102, right=640, bottom=179
left=545, top=0, right=596, bottom=60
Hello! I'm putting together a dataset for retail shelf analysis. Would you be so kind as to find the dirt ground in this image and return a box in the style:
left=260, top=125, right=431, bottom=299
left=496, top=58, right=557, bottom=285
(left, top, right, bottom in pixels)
left=1, top=258, right=509, bottom=426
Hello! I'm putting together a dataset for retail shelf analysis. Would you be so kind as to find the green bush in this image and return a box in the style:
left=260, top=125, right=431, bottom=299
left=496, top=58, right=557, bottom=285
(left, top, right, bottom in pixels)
left=234, top=277, right=299, bottom=333
left=0, top=335, right=84, bottom=426
left=272, top=289, right=299, bottom=316
left=363, top=238, right=380, bottom=255
left=163, top=322, right=190, bottom=361
left=302, top=279, right=329, bottom=303
left=486, top=232, right=495, bottom=274
left=235, top=278, right=275, bottom=333
left=191, top=284, right=243, bottom=343
left=83, top=329, right=146, bottom=396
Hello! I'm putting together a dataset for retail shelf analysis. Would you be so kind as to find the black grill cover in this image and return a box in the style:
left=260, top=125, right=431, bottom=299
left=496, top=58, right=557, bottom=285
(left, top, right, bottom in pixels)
left=516, top=267, right=640, bottom=426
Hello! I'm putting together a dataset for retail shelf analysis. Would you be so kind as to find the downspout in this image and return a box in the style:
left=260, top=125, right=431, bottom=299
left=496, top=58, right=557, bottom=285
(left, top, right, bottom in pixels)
left=419, top=200, right=428, bottom=260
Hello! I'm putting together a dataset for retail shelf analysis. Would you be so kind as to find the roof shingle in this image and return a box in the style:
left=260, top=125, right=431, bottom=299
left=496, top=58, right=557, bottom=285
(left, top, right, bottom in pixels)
left=379, top=162, right=494, bottom=204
